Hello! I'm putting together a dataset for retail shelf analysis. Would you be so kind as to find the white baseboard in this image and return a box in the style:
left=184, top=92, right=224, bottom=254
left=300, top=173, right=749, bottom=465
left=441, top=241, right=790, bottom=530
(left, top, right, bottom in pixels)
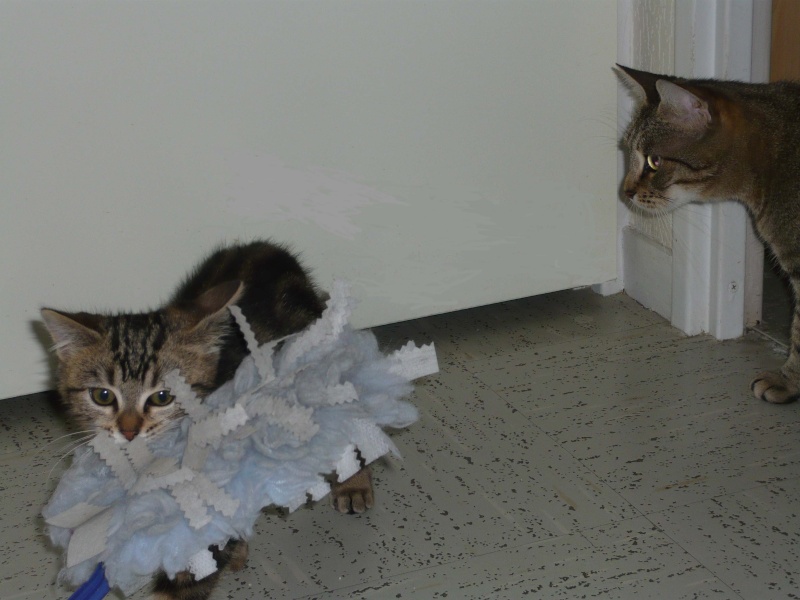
left=622, top=226, right=672, bottom=321
left=592, top=278, right=624, bottom=296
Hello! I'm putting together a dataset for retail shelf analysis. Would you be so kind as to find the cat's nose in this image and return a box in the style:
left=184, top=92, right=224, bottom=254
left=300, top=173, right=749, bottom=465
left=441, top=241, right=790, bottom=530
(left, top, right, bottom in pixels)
left=624, top=188, right=636, bottom=200
left=121, top=429, right=138, bottom=441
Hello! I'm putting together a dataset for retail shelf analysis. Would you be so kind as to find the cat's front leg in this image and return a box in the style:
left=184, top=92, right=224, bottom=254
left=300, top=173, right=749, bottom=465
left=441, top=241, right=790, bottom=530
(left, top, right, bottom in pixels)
left=330, top=466, right=374, bottom=514
left=752, top=308, right=800, bottom=403
left=751, top=370, right=800, bottom=403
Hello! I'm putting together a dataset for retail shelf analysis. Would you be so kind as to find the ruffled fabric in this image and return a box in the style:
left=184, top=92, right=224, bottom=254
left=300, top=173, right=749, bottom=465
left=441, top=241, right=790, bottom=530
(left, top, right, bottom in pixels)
left=43, top=282, right=435, bottom=595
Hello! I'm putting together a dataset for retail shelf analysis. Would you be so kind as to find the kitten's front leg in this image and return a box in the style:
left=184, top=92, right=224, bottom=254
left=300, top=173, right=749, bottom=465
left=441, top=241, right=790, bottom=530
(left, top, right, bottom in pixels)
left=752, top=306, right=800, bottom=403
left=151, top=540, right=248, bottom=600
left=330, top=467, right=374, bottom=514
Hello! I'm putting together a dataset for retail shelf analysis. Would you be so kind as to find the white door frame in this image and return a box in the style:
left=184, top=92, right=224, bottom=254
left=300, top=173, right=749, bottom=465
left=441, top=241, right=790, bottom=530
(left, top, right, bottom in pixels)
left=616, top=0, right=771, bottom=340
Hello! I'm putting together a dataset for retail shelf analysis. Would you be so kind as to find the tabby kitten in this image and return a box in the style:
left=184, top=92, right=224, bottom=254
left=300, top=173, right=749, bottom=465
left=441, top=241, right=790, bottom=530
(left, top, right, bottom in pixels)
left=41, top=241, right=374, bottom=600
left=618, top=65, right=800, bottom=404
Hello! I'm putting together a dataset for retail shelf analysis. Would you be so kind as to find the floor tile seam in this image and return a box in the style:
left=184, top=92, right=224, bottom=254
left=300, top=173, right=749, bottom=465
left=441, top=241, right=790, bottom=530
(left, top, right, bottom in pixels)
left=0, top=429, right=95, bottom=464
left=509, top=323, right=649, bottom=357
left=636, top=511, right=747, bottom=600
left=430, top=367, right=553, bottom=435
left=0, top=592, right=52, bottom=600
left=442, top=366, right=661, bottom=515
left=292, top=531, right=580, bottom=599
left=455, top=322, right=685, bottom=375
left=22, top=445, right=88, bottom=486
left=461, top=358, right=799, bottom=538
left=569, top=512, right=654, bottom=549
left=630, top=479, right=793, bottom=521
left=620, top=479, right=799, bottom=599
left=292, top=515, right=741, bottom=600
left=459, top=370, right=561, bottom=444
left=477, top=389, right=656, bottom=528
left=0, top=455, right=63, bottom=483
left=0, top=449, right=26, bottom=462
left=674, top=474, right=800, bottom=513
left=569, top=512, right=721, bottom=562
left=747, top=326, right=789, bottom=352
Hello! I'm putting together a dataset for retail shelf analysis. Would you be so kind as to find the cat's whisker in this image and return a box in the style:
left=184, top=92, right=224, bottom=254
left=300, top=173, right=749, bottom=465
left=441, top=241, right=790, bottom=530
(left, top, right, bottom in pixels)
left=586, top=134, right=621, bottom=150
left=584, top=113, right=622, bottom=149
left=582, top=112, right=618, bottom=135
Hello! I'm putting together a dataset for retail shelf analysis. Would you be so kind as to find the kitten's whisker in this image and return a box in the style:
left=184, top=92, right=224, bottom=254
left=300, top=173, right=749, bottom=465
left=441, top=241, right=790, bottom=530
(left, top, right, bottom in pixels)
left=37, top=435, right=96, bottom=461
left=38, top=430, right=95, bottom=453
left=145, top=418, right=183, bottom=440
left=47, top=435, right=95, bottom=480
left=53, top=434, right=95, bottom=456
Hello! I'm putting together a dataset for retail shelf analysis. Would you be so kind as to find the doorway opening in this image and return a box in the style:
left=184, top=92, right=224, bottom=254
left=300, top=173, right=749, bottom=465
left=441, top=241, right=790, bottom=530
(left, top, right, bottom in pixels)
left=752, top=0, right=799, bottom=347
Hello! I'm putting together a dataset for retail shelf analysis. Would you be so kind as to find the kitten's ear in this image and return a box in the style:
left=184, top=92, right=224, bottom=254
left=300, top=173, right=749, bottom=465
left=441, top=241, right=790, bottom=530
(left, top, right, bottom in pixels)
left=615, top=64, right=662, bottom=104
left=184, top=280, right=245, bottom=330
left=655, top=79, right=712, bottom=130
left=40, top=309, right=103, bottom=359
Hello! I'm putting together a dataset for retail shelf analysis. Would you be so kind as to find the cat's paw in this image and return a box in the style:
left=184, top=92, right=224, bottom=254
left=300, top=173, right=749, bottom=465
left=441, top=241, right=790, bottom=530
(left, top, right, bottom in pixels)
left=330, top=467, right=374, bottom=514
left=751, top=371, right=800, bottom=404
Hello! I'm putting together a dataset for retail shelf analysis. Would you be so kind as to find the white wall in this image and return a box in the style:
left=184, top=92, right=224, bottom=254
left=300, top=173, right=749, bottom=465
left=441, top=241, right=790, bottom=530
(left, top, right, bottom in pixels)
left=1, top=1, right=618, bottom=398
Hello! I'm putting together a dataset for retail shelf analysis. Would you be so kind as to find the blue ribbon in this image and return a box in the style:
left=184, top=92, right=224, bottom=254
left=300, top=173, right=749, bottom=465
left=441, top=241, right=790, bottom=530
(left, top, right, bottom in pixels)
left=68, top=563, right=109, bottom=600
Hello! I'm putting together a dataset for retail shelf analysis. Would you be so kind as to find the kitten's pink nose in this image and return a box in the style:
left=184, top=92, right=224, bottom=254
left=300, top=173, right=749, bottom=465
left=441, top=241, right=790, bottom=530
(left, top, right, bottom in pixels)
left=624, top=188, right=636, bottom=200
left=117, top=411, right=143, bottom=442
left=121, top=429, right=138, bottom=441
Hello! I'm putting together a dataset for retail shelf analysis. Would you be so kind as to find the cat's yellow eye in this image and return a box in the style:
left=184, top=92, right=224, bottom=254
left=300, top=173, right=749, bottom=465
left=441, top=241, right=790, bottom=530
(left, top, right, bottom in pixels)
left=90, top=388, right=116, bottom=406
left=646, top=155, right=661, bottom=171
left=147, top=390, right=175, bottom=407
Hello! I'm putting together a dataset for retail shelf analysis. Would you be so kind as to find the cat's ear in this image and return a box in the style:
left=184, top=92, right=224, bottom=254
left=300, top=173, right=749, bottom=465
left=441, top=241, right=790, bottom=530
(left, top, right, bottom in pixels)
left=615, top=64, right=662, bottom=104
left=40, top=309, right=103, bottom=359
left=183, top=280, right=244, bottom=330
left=655, top=79, right=712, bottom=130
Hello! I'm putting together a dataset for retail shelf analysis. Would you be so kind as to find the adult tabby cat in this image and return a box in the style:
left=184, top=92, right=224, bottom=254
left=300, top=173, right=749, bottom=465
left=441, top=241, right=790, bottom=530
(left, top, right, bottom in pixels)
left=41, top=241, right=374, bottom=600
left=618, top=65, right=800, bottom=404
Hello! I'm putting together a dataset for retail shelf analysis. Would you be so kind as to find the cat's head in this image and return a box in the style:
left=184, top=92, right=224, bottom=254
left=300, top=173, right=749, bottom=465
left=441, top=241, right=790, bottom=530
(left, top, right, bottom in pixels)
left=618, top=65, right=734, bottom=212
left=41, top=281, right=243, bottom=443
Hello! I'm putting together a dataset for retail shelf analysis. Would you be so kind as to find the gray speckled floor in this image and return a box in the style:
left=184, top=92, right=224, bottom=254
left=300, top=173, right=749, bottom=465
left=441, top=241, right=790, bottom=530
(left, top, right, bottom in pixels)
left=2, top=288, right=799, bottom=600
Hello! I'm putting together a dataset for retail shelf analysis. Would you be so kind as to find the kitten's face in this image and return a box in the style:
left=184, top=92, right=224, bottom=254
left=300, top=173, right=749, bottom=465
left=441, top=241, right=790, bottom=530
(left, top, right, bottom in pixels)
left=42, top=282, right=241, bottom=443
left=619, top=66, right=727, bottom=213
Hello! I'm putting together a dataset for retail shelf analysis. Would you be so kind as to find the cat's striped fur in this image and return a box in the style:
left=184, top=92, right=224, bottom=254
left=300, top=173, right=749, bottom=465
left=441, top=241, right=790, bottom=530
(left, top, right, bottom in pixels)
left=619, top=65, right=800, bottom=403
left=41, top=241, right=374, bottom=600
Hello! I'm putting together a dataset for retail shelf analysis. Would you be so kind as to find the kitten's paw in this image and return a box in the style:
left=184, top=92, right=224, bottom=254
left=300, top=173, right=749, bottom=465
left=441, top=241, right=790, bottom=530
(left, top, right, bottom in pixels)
left=330, top=467, right=374, bottom=514
left=227, top=540, right=248, bottom=572
left=751, top=371, right=800, bottom=404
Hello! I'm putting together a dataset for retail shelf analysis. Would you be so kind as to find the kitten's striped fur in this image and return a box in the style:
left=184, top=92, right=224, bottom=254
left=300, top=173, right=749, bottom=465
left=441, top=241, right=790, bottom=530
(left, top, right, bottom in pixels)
left=42, top=241, right=374, bottom=600
left=619, top=65, right=800, bottom=403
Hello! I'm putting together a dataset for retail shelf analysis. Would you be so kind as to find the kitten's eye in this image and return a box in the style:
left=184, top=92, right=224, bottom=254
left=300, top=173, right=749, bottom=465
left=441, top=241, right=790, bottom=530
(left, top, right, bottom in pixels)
left=147, top=390, right=175, bottom=407
left=90, top=388, right=116, bottom=406
left=645, top=155, right=661, bottom=171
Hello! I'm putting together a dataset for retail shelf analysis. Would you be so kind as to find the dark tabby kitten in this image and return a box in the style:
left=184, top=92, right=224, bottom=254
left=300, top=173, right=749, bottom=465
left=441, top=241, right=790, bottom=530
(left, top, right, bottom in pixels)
left=41, top=241, right=374, bottom=600
left=618, top=65, right=800, bottom=404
